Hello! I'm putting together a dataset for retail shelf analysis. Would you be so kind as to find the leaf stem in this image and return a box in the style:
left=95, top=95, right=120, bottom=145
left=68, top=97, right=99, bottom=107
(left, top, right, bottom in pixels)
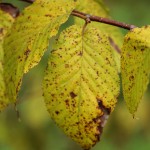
left=72, top=10, right=137, bottom=30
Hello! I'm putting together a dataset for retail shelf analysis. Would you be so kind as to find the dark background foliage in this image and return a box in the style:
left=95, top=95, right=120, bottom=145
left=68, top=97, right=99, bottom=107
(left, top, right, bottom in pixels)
left=0, top=0, right=150, bottom=150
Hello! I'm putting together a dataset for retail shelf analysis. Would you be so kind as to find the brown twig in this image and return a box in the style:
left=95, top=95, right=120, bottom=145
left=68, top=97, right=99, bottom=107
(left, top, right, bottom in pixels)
left=72, top=10, right=137, bottom=30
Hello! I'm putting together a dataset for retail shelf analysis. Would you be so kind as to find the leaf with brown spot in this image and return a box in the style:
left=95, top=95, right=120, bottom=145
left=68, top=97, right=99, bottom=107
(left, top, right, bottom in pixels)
left=4, top=0, right=76, bottom=103
left=121, top=26, right=150, bottom=116
left=43, top=25, right=119, bottom=149
left=0, top=9, right=14, bottom=111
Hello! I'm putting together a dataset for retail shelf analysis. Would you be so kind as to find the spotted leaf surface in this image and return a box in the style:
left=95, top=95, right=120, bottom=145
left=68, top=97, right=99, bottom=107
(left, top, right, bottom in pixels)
left=0, top=10, right=14, bottom=111
left=4, top=0, right=76, bottom=103
left=74, top=0, right=123, bottom=72
left=121, top=26, right=150, bottom=116
left=43, top=25, right=119, bottom=149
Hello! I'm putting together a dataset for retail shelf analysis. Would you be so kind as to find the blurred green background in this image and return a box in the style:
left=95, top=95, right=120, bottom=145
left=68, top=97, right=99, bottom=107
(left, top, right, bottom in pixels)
left=0, top=0, right=150, bottom=150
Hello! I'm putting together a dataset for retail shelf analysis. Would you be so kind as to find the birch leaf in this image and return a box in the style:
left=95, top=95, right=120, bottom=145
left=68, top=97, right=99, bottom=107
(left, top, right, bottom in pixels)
left=74, top=0, right=123, bottom=72
left=43, top=25, right=119, bottom=149
left=4, top=0, right=76, bottom=103
left=121, top=26, right=150, bottom=116
left=0, top=9, right=14, bottom=111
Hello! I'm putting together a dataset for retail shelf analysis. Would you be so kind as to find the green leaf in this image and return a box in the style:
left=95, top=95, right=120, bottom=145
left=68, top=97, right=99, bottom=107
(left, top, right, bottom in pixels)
left=0, top=10, right=14, bottom=111
left=121, top=26, right=150, bottom=116
left=43, top=25, right=119, bottom=149
left=4, top=0, right=76, bottom=103
left=74, top=0, right=123, bottom=72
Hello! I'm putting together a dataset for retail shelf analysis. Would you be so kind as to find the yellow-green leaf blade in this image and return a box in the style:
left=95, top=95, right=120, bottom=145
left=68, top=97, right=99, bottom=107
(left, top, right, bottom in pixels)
left=74, top=0, right=123, bottom=72
left=43, top=25, right=119, bottom=149
left=0, top=9, right=14, bottom=111
left=4, top=0, right=76, bottom=103
left=121, top=26, right=150, bottom=116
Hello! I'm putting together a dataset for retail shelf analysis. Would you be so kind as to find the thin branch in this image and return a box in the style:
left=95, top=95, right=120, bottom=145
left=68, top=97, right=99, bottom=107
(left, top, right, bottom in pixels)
left=72, top=10, right=137, bottom=30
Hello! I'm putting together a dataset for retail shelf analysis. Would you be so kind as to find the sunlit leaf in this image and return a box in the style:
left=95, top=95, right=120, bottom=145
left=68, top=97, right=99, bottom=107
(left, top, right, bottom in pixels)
left=74, top=0, right=123, bottom=72
left=121, top=26, right=150, bottom=116
left=43, top=25, right=119, bottom=149
left=0, top=10, right=14, bottom=111
left=4, top=0, right=76, bottom=103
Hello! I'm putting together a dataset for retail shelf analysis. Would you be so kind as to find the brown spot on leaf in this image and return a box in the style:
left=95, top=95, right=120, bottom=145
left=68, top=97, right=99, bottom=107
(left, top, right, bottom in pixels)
left=24, top=49, right=31, bottom=55
left=16, top=78, right=22, bottom=94
left=78, top=51, right=83, bottom=56
left=65, top=99, right=69, bottom=107
left=70, top=92, right=77, bottom=98
left=0, top=3, right=19, bottom=18
left=45, top=14, right=52, bottom=17
left=97, top=98, right=111, bottom=114
left=96, top=98, right=111, bottom=139
left=55, top=111, right=59, bottom=115
left=65, top=64, right=69, bottom=68
left=24, top=49, right=31, bottom=60
left=129, top=75, right=134, bottom=81
left=51, top=94, right=55, bottom=97
left=127, top=37, right=130, bottom=41
left=0, top=28, right=3, bottom=34
left=60, top=93, right=64, bottom=96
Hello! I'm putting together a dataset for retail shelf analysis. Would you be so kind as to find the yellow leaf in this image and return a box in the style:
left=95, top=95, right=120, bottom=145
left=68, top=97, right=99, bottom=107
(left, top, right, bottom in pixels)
left=121, top=26, right=150, bottom=116
left=4, top=0, right=76, bottom=103
left=0, top=10, right=14, bottom=111
left=43, top=25, right=119, bottom=149
left=74, top=0, right=123, bottom=72
left=75, top=0, right=109, bottom=20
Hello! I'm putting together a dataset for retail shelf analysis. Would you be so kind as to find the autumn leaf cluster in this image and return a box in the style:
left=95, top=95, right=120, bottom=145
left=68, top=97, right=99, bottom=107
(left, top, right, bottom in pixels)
left=0, top=0, right=150, bottom=149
